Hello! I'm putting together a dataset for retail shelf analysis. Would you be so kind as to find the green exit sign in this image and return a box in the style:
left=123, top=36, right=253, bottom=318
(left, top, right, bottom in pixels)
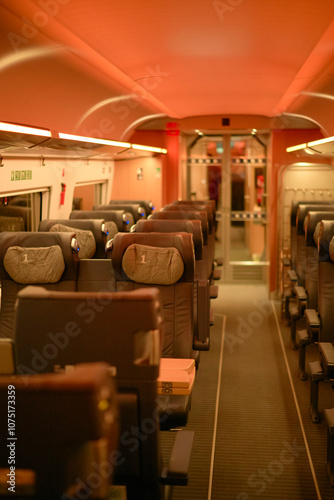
left=11, top=170, right=32, bottom=181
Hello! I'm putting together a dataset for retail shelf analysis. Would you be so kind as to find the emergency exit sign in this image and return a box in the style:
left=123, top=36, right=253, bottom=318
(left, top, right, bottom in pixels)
left=11, top=170, right=32, bottom=181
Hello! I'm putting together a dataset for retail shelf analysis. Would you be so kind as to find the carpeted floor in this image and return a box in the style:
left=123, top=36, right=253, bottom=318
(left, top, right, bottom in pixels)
left=161, top=283, right=334, bottom=499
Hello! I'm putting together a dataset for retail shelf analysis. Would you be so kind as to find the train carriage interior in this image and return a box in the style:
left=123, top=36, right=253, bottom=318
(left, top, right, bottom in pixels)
left=1, top=0, right=334, bottom=498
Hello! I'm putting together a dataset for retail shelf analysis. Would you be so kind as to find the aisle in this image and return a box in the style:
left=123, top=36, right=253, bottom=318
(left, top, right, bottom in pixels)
left=162, top=284, right=324, bottom=499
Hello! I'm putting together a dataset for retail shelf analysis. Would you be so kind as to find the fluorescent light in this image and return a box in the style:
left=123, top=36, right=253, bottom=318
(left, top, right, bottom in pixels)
left=286, top=143, right=307, bottom=153
left=308, top=136, right=334, bottom=147
left=131, top=144, right=167, bottom=154
left=0, top=121, right=51, bottom=137
left=58, top=132, right=131, bottom=148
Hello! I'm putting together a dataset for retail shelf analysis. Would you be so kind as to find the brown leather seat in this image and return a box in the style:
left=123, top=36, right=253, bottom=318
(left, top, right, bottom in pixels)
left=13, top=286, right=194, bottom=499
left=0, top=232, right=79, bottom=339
left=38, top=218, right=108, bottom=258
left=107, top=231, right=210, bottom=358
left=0, top=363, right=118, bottom=499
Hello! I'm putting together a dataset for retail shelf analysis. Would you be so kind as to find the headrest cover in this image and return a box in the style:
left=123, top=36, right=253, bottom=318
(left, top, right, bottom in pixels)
left=313, top=222, right=321, bottom=246
left=49, top=224, right=96, bottom=259
left=329, top=236, right=334, bottom=262
left=3, top=245, right=65, bottom=284
left=122, top=244, right=184, bottom=285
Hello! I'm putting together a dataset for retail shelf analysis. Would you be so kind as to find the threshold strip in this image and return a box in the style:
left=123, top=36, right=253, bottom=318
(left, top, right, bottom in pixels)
left=207, top=313, right=226, bottom=500
left=271, top=301, right=322, bottom=500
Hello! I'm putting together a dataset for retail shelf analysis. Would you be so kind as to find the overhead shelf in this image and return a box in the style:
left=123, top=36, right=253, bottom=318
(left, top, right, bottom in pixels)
left=0, top=121, right=167, bottom=160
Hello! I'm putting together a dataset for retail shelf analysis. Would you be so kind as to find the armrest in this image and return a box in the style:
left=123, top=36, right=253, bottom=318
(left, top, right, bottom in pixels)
left=160, top=430, right=195, bottom=485
left=212, top=267, right=221, bottom=280
left=294, top=286, right=307, bottom=312
left=193, top=280, right=210, bottom=351
left=287, top=269, right=297, bottom=282
left=210, top=284, right=219, bottom=299
left=305, top=309, right=320, bottom=342
left=0, top=338, right=15, bottom=375
left=215, top=256, right=224, bottom=267
left=305, top=309, right=320, bottom=327
left=295, top=286, right=307, bottom=301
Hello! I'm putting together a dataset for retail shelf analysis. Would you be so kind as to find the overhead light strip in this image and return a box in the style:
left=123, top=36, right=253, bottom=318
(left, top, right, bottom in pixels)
left=308, top=136, right=334, bottom=147
left=132, top=144, right=167, bottom=154
left=0, top=121, right=51, bottom=138
left=286, top=143, right=307, bottom=153
left=58, top=132, right=131, bottom=149
left=0, top=122, right=167, bottom=155
left=287, top=136, right=334, bottom=153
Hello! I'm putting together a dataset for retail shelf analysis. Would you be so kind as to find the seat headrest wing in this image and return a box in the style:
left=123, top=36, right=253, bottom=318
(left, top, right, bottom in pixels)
left=330, top=236, right=334, bottom=262
left=122, top=243, right=184, bottom=285
left=313, top=221, right=321, bottom=246
left=3, top=245, right=65, bottom=284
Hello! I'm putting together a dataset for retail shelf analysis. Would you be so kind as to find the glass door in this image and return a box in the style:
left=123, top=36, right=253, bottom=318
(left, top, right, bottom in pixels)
left=187, top=131, right=269, bottom=282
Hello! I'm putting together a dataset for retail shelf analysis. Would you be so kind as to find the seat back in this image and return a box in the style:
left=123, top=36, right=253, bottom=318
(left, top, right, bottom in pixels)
left=317, top=220, right=334, bottom=341
left=295, top=203, right=334, bottom=286
left=94, top=203, right=145, bottom=222
left=38, top=219, right=108, bottom=259
left=0, top=232, right=79, bottom=339
left=14, top=286, right=164, bottom=497
left=150, top=210, right=211, bottom=279
left=289, top=201, right=331, bottom=271
left=134, top=219, right=203, bottom=259
left=0, top=363, right=118, bottom=499
left=109, top=199, right=155, bottom=215
left=0, top=205, right=31, bottom=231
left=108, top=231, right=196, bottom=359
left=134, top=218, right=206, bottom=280
left=304, top=211, right=334, bottom=309
left=70, top=209, right=129, bottom=233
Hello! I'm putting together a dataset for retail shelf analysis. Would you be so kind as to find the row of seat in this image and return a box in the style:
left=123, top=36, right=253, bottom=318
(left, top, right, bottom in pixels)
left=283, top=200, right=334, bottom=485
left=0, top=197, right=219, bottom=498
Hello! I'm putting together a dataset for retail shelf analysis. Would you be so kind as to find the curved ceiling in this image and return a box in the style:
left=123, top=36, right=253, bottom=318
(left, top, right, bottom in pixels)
left=0, top=0, right=334, bottom=139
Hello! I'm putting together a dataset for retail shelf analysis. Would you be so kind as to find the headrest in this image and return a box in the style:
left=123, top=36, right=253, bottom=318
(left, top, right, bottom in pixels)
left=110, top=232, right=195, bottom=282
left=0, top=216, right=25, bottom=232
left=49, top=224, right=96, bottom=259
left=163, top=205, right=213, bottom=233
left=297, top=204, right=334, bottom=235
left=3, top=245, right=65, bottom=284
left=135, top=219, right=203, bottom=259
left=150, top=211, right=208, bottom=244
left=122, top=244, right=184, bottom=285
